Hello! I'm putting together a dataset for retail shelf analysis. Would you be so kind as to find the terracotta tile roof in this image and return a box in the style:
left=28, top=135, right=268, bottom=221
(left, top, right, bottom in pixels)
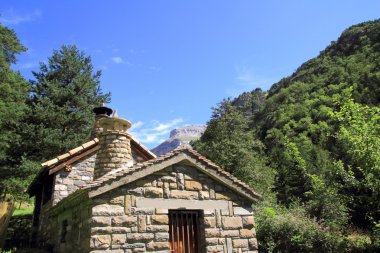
left=85, top=145, right=261, bottom=201
left=41, top=139, right=99, bottom=168
left=28, top=136, right=156, bottom=196
left=40, top=136, right=156, bottom=169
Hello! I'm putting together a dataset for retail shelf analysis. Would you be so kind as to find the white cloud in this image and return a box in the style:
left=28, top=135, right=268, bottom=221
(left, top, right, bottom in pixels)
left=111, top=57, right=125, bottom=64
left=130, top=121, right=144, bottom=129
left=152, top=118, right=183, bottom=132
left=129, top=118, right=185, bottom=147
left=0, top=9, right=41, bottom=25
left=110, top=56, right=133, bottom=65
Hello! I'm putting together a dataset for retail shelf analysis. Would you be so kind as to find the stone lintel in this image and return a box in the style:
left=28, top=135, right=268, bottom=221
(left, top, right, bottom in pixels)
left=136, top=198, right=229, bottom=210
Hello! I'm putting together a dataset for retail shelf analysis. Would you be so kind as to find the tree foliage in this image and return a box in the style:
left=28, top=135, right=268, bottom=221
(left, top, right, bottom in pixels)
left=195, top=19, right=380, bottom=251
left=0, top=25, right=110, bottom=200
left=23, top=45, right=110, bottom=162
left=0, top=22, right=29, bottom=198
left=257, top=19, right=380, bottom=229
left=193, top=98, right=274, bottom=195
left=331, top=88, right=380, bottom=226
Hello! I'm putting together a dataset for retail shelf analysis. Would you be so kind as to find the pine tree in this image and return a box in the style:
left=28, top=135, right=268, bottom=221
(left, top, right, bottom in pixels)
left=0, top=22, right=29, bottom=198
left=23, top=45, right=110, bottom=162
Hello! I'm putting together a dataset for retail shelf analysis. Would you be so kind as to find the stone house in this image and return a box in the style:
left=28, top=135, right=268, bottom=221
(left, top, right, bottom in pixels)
left=28, top=106, right=261, bottom=253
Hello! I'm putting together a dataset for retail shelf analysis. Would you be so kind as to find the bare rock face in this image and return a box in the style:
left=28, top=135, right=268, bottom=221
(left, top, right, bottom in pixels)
left=151, top=125, right=206, bottom=156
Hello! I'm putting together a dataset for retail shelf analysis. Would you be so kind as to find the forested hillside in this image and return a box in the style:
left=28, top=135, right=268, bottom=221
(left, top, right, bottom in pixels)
left=194, top=19, right=380, bottom=252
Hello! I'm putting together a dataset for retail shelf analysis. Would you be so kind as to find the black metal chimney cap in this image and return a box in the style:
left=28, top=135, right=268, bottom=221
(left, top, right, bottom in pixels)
left=93, top=105, right=113, bottom=116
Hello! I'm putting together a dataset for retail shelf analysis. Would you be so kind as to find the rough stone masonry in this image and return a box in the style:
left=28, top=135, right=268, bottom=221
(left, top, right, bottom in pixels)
left=41, top=112, right=259, bottom=253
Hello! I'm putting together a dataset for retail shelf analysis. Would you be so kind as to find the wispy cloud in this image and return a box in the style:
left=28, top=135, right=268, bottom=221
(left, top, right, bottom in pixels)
left=130, top=118, right=185, bottom=146
left=110, top=56, right=133, bottom=65
left=130, top=121, right=144, bottom=129
left=0, top=9, right=41, bottom=25
left=111, top=57, right=124, bottom=64
left=99, top=65, right=108, bottom=70
left=235, top=65, right=259, bottom=87
left=129, top=49, right=146, bottom=54
left=19, top=62, right=39, bottom=69
left=149, top=66, right=161, bottom=72
left=227, top=65, right=275, bottom=96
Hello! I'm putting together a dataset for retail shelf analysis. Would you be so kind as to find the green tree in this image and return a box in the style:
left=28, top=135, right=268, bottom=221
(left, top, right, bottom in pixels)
left=257, top=19, right=380, bottom=230
left=193, top=99, right=274, bottom=195
left=331, top=88, right=380, bottom=227
left=0, top=22, right=29, bottom=198
left=23, top=45, right=110, bottom=162
left=273, top=136, right=311, bottom=206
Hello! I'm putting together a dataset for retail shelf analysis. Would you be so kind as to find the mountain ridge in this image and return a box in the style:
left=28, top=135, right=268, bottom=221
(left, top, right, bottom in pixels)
left=151, top=125, right=206, bottom=156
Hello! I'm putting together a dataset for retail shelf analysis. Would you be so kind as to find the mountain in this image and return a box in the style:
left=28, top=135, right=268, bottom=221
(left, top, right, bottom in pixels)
left=151, top=125, right=206, bottom=156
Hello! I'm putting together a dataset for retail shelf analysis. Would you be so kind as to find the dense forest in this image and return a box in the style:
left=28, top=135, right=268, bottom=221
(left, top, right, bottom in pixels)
left=194, top=19, right=380, bottom=252
left=1, top=16, right=380, bottom=252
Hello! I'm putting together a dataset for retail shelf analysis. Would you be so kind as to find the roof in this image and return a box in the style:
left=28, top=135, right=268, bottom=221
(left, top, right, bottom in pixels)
left=40, top=135, right=156, bottom=168
left=27, top=136, right=156, bottom=196
left=86, top=145, right=261, bottom=202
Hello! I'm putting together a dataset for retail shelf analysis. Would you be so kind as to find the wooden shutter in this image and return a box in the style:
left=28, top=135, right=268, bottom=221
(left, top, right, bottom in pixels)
left=169, top=210, right=200, bottom=253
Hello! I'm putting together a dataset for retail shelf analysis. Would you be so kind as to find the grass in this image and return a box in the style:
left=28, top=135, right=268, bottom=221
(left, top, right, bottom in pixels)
left=12, top=206, right=33, bottom=217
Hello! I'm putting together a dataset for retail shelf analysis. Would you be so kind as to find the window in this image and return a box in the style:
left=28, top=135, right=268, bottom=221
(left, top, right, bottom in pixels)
left=61, top=220, right=68, bottom=243
left=169, top=210, right=202, bottom=253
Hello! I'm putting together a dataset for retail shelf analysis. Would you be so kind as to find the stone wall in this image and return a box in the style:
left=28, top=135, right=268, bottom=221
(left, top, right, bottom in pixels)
left=89, top=164, right=258, bottom=253
left=48, top=197, right=92, bottom=253
left=53, top=151, right=146, bottom=206
left=53, top=154, right=96, bottom=206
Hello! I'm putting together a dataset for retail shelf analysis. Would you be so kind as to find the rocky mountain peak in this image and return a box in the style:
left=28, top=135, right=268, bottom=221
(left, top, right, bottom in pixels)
left=169, top=125, right=206, bottom=138
left=151, top=125, right=206, bottom=156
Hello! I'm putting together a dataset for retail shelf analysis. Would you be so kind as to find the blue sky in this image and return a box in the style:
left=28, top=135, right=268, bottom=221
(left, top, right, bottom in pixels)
left=1, top=0, right=379, bottom=148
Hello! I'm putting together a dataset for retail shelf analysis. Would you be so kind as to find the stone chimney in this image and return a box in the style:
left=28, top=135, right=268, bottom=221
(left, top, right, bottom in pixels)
left=91, top=105, right=113, bottom=138
left=93, top=112, right=133, bottom=179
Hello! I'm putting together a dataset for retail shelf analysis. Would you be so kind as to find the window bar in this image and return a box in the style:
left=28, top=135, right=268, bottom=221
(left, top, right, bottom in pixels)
left=194, top=212, right=199, bottom=252
left=176, top=212, right=180, bottom=253
left=186, top=213, right=191, bottom=253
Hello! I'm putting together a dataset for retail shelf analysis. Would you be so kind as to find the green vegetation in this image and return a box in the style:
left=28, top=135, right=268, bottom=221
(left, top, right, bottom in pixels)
left=3, top=213, right=32, bottom=250
left=0, top=22, right=29, bottom=202
left=1, top=11, right=380, bottom=253
left=12, top=206, right=33, bottom=217
left=24, top=45, right=110, bottom=162
left=0, top=21, right=110, bottom=202
left=194, top=19, right=380, bottom=252
left=0, top=21, right=110, bottom=250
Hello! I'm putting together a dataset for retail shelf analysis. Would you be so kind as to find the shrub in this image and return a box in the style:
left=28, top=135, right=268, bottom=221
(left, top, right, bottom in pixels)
left=255, top=201, right=376, bottom=253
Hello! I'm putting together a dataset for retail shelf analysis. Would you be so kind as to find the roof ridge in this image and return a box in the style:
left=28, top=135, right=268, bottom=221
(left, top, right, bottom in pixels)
left=41, top=138, right=99, bottom=167
left=40, top=135, right=157, bottom=169
left=85, top=146, right=262, bottom=200
left=185, top=148, right=261, bottom=197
